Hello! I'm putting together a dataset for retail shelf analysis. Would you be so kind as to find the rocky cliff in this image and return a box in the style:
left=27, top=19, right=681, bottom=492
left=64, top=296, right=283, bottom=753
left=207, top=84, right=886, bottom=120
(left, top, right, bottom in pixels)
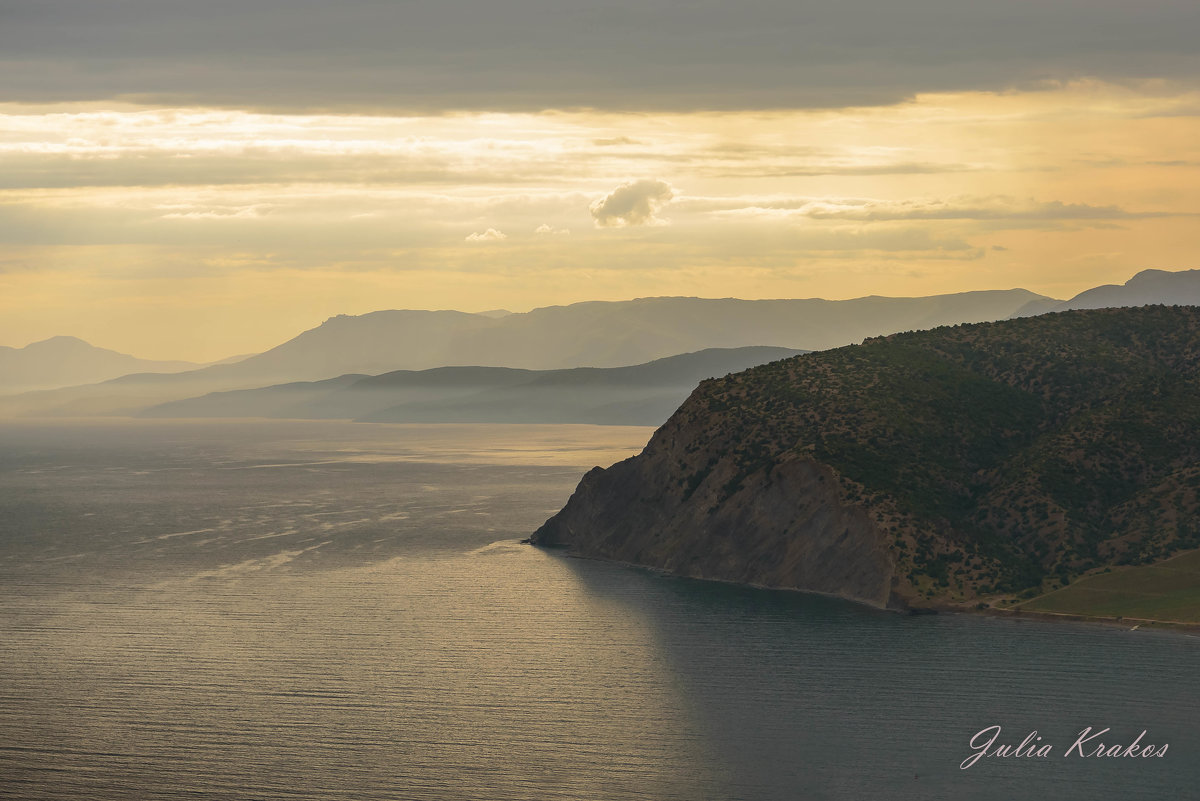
left=532, top=306, right=1200, bottom=609
left=533, top=420, right=902, bottom=608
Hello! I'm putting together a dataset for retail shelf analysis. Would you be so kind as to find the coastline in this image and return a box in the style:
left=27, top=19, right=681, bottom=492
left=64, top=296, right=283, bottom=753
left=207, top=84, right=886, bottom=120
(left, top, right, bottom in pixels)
left=528, top=541, right=1200, bottom=634
left=977, top=605, right=1200, bottom=634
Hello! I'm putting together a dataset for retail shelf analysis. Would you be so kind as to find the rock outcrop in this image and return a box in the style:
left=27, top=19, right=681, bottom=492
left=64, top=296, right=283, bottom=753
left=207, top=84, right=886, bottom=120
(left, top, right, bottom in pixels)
left=534, top=426, right=901, bottom=608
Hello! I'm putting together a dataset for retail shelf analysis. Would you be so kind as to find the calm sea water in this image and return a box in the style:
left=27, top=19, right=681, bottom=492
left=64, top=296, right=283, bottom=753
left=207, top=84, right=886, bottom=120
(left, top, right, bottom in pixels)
left=1, top=419, right=1197, bottom=801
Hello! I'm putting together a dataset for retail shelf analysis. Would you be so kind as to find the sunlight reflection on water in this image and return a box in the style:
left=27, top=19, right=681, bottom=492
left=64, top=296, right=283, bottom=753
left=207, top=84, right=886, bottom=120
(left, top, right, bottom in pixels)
left=1, top=420, right=1197, bottom=800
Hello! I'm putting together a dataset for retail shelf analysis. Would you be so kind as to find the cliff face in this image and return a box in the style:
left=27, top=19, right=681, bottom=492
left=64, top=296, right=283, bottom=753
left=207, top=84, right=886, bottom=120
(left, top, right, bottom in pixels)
left=532, top=306, right=1200, bottom=609
left=533, top=433, right=900, bottom=608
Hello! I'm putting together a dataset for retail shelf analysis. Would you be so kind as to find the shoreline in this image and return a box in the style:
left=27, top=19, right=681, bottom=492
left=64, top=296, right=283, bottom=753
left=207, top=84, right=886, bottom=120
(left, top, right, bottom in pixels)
left=528, top=542, right=1200, bottom=634
left=973, top=605, right=1200, bottom=634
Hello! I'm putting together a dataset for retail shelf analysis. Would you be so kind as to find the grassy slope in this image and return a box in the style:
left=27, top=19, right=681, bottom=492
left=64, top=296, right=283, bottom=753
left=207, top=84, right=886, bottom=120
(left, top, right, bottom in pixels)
left=1022, top=548, right=1200, bottom=623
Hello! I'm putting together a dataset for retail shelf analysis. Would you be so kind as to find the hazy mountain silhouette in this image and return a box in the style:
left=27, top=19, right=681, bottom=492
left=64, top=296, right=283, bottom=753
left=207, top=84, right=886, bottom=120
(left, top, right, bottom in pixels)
left=16, top=269, right=1197, bottom=418
left=16, top=270, right=1199, bottom=410
left=181, top=289, right=1057, bottom=382
left=3, top=289, right=1061, bottom=417
left=0, top=336, right=201, bottom=395
left=142, top=347, right=805, bottom=425
left=1059, top=268, right=1200, bottom=310
left=1012, top=268, right=1200, bottom=317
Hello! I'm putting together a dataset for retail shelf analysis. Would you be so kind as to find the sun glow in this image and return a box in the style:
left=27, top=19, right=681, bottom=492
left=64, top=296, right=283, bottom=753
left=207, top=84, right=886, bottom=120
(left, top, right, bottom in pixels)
left=2, top=82, right=1198, bottom=360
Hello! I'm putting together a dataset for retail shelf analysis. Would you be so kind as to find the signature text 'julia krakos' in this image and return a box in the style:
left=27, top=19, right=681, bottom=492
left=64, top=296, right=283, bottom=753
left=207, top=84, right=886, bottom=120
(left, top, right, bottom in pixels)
left=961, top=726, right=1169, bottom=769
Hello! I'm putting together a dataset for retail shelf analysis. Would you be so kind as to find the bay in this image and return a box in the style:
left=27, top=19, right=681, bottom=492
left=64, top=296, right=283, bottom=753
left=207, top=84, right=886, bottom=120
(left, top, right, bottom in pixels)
left=1, top=420, right=1196, bottom=800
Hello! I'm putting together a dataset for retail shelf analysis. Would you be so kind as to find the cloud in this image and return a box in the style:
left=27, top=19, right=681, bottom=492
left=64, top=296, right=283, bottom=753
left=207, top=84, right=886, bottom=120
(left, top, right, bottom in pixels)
left=590, top=179, right=676, bottom=228
left=802, top=198, right=1166, bottom=222
left=701, top=196, right=1182, bottom=226
left=534, top=223, right=570, bottom=236
left=788, top=228, right=982, bottom=257
left=592, top=137, right=641, bottom=146
left=160, top=204, right=270, bottom=220
left=465, top=228, right=507, bottom=242
left=1, top=1, right=1199, bottom=112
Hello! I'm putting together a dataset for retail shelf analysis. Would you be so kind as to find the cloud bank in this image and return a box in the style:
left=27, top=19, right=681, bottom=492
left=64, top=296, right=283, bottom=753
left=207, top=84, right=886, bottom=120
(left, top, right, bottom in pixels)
left=2, top=0, right=1199, bottom=111
left=700, top=196, right=1181, bottom=225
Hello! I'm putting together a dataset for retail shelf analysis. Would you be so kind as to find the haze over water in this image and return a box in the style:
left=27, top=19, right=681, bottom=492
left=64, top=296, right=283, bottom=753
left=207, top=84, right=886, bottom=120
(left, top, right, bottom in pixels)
left=1, top=420, right=1197, bottom=800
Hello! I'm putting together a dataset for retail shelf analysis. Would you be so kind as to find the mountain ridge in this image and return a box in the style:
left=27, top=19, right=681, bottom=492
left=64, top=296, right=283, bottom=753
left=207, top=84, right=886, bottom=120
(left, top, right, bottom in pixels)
left=144, top=288, right=1060, bottom=383
left=8, top=268, right=1200, bottom=417
left=141, top=346, right=806, bottom=426
left=1012, top=268, right=1200, bottom=317
left=1, top=288, right=1055, bottom=416
left=0, top=336, right=201, bottom=395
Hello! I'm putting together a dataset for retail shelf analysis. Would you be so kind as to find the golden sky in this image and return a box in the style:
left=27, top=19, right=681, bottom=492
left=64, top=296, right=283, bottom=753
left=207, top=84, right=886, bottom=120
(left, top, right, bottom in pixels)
left=1, top=3, right=1198, bottom=361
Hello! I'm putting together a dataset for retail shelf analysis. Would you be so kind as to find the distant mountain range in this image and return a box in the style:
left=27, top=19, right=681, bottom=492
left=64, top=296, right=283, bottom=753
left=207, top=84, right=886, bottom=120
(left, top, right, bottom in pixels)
left=0, top=336, right=201, bottom=395
left=0, top=288, right=1054, bottom=414
left=3, top=268, right=1198, bottom=416
left=189, top=289, right=1054, bottom=383
left=142, top=347, right=805, bottom=426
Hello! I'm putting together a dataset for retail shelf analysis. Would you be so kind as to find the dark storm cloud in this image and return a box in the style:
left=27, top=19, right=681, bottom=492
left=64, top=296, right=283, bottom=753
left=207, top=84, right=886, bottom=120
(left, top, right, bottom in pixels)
left=1, top=0, right=1198, bottom=111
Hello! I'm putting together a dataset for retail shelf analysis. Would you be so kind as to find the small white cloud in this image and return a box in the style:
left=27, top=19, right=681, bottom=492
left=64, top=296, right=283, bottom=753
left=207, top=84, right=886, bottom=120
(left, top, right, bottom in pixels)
left=590, top=179, right=676, bottom=228
left=534, top=223, right=570, bottom=236
left=465, top=228, right=507, bottom=242
left=159, top=204, right=270, bottom=220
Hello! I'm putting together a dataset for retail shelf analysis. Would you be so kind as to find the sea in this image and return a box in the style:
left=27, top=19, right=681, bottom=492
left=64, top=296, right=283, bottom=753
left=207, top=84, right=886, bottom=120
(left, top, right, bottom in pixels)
left=1, top=419, right=1197, bottom=801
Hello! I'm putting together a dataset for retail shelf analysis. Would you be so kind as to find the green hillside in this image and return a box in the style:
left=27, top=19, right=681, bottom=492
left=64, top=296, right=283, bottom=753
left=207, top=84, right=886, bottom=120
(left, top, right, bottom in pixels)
left=667, top=305, right=1200, bottom=605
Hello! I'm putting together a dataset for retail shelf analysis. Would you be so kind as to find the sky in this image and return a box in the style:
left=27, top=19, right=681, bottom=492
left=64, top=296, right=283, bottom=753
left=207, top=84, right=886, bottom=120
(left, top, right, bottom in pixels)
left=1, top=0, right=1198, bottom=361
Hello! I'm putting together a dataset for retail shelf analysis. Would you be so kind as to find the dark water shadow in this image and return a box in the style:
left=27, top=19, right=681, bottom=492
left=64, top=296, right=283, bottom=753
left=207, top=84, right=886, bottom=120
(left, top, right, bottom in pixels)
left=550, top=551, right=1200, bottom=801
